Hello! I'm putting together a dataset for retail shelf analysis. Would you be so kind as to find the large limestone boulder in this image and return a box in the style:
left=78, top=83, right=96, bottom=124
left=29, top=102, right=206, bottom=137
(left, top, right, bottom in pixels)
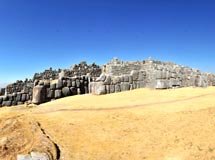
left=155, top=80, right=169, bottom=89
left=32, top=85, right=46, bottom=104
left=90, top=82, right=106, bottom=95
left=62, top=87, right=72, bottom=96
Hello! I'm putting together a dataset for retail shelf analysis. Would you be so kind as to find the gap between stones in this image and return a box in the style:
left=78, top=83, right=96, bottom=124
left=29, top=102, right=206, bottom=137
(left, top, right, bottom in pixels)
left=36, top=122, right=61, bottom=160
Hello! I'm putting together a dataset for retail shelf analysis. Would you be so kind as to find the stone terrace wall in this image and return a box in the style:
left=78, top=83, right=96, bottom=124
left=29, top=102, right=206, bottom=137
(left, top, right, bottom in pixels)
left=90, top=58, right=215, bottom=95
left=32, top=76, right=89, bottom=104
left=33, top=68, right=61, bottom=81
left=0, top=61, right=101, bottom=107
left=65, top=61, right=101, bottom=78
left=0, top=91, right=32, bottom=107
left=1, top=58, right=215, bottom=106
left=6, top=79, right=33, bottom=94
left=32, top=62, right=101, bottom=81
left=0, top=88, right=5, bottom=96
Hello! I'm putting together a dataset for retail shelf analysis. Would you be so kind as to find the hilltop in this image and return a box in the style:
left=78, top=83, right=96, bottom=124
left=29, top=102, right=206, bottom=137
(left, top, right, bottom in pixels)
left=1, top=87, right=215, bottom=159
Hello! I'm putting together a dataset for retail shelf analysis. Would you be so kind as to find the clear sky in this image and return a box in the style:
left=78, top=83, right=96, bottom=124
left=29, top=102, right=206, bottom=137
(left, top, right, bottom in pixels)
left=0, top=0, right=215, bottom=87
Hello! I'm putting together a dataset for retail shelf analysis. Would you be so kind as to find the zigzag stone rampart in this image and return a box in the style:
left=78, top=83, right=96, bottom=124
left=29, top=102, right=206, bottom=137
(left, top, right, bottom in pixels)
left=0, top=58, right=215, bottom=106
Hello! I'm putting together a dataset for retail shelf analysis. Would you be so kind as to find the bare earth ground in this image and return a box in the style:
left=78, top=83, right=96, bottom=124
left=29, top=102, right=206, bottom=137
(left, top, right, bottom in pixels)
left=1, top=87, right=215, bottom=159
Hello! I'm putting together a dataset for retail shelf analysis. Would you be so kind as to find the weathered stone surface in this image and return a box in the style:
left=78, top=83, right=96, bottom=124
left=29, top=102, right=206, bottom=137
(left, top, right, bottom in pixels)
left=77, top=88, right=81, bottom=95
left=17, top=102, right=24, bottom=105
left=47, top=89, right=54, bottom=99
left=110, top=85, right=115, bottom=93
left=120, top=83, right=130, bottom=91
left=84, top=86, right=89, bottom=94
left=31, top=152, right=49, bottom=160
left=44, top=81, right=50, bottom=88
left=55, top=90, right=62, bottom=99
left=70, top=87, right=77, bottom=95
left=50, top=83, right=56, bottom=90
left=26, top=94, right=30, bottom=100
left=96, top=73, right=106, bottom=82
left=105, top=85, right=110, bottom=94
left=59, top=70, right=65, bottom=79
left=90, top=82, right=106, bottom=95
left=132, top=82, right=137, bottom=89
left=38, top=81, right=44, bottom=86
left=76, top=79, right=80, bottom=88
left=21, top=94, right=27, bottom=102
left=0, top=97, right=3, bottom=104
left=34, top=80, right=39, bottom=86
left=155, top=80, right=169, bottom=89
left=124, top=75, right=129, bottom=82
left=4, top=101, right=12, bottom=106
left=56, top=79, right=63, bottom=89
left=0, top=88, right=5, bottom=96
left=62, top=87, right=72, bottom=96
left=115, top=84, right=121, bottom=92
left=3, top=96, right=8, bottom=101
left=62, top=80, right=67, bottom=87
left=104, top=76, right=111, bottom=85
left=130, top=70, right=139, bottom=81
left=129, top=75, right=133, bottom=84
left=16, top=93, right=22, bottom=101
left=71, top=80, right=76, bottom=87
left=12, top=101, right=17, bottom=106
left=17, top=154, right=32, bottom=160
left=8, top=95, right=13, bottom=101
left=67, top=79, right=72, bottom=87
left=17, top=152, right=49, bottom=160
left=32, top=85, right=46, bottom=104
left=112, top=76, right=121, bottom=84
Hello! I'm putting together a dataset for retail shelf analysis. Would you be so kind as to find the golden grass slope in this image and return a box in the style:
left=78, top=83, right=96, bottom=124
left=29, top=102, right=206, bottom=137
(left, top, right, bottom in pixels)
left=1, top=87, right=215, bottom=159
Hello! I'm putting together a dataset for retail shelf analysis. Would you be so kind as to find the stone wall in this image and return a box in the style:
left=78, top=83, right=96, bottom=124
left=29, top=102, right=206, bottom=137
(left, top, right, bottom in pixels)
left=6, top=79, right=33, bottom=94
left=32, top=62, right=101, bottom=81
left=0, top=91, right=32, bottom=107
left=0, top=58, right=215, bottom=106
left=33, top=68, right=60, bottom=81
left=0, top=88, right=5, bottom=96
left=65, top=61, right=101, bottom=78
left=90, top=58, right=215, bottom=94
left=0, top=61, right=101, bottom=107
left=32, top=76, right=89, bottom=104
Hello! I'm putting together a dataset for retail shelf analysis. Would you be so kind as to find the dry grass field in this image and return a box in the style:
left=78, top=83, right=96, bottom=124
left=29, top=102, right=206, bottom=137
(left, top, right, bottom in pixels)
left=1, top=87, right=215, bottom=160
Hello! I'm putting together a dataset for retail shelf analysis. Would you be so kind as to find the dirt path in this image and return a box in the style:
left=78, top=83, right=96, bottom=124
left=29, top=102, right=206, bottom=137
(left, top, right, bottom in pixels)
left=33, top=92, right=215, bottom=114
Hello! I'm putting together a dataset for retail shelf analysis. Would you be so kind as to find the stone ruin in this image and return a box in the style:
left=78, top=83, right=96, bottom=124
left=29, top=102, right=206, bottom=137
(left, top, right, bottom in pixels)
left=0, top=58, right=215, bottom=107
left=90, top=57, right=215, bottom=94
left=0, top=61, right=101, bottom=106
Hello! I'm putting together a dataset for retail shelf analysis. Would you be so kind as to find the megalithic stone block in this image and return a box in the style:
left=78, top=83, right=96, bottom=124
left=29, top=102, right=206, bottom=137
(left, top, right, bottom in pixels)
left=32, top=85, right=46, bottom=104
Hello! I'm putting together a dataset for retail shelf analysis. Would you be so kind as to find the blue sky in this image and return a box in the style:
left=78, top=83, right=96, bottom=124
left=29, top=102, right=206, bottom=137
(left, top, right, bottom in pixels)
left=0, top=0, right=215, bottom=87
